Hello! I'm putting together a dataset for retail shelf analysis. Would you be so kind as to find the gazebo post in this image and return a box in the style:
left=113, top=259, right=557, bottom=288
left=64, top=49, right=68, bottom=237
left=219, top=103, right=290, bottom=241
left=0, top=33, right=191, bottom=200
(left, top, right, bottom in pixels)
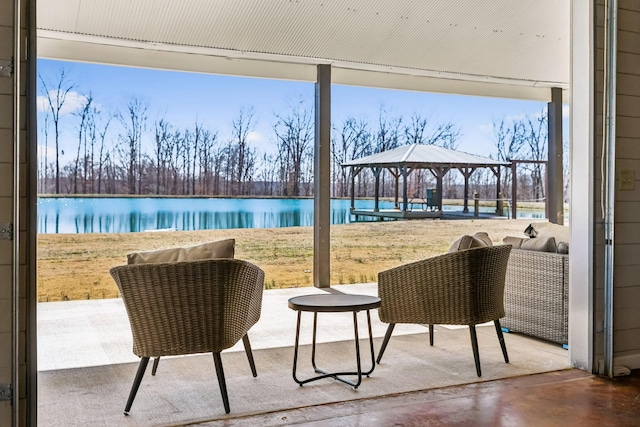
left=394, top=168, right=400, bottom=209
left=402, top=166, right=408, bottom=212
left=460, top=167, right=475, bottom=214
left=373, top=167, right=380, bottom=212
left=350, top=168, right=356, bottom=210
left=436, top=175, right=443, bottom=211
left=495, top=166, right=501, bottom=212
left=511, top=162, right=518, bottom=219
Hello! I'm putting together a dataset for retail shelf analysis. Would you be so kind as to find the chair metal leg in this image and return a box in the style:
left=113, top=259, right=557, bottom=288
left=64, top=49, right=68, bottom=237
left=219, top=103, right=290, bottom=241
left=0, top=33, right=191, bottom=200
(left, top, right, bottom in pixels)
left=494, top=319, right=509, bottom=363
left=151, top=357, right=160, bottom=376
left=242, top=334, right=257, bottom=377
left=124, top=357, right=149, bottom=415
left=469, top=325, right=482, bottom=377
left=376, top=323, right=395, bottom=364
left=212, top=352, right=230, bottom=414
left=429, top=324, right=434, bottom=346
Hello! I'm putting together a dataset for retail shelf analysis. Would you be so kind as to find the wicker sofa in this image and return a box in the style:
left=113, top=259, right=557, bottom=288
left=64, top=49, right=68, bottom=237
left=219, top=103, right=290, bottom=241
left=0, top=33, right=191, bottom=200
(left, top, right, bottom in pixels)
left=502, top=249, right=568, bottom=345
left=501, top=223, right=569, bottom=346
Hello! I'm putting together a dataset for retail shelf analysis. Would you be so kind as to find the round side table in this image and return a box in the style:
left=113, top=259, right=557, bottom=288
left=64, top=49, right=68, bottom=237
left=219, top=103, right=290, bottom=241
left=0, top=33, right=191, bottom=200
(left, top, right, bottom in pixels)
left=288, top=293, right=381, bottom=389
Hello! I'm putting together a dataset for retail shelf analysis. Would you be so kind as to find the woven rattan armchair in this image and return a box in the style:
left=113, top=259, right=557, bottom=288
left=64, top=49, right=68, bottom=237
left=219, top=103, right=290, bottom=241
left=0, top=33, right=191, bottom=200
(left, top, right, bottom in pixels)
left=110, top=258, right=265, bottom=415
left=376, top=245, right=512, bottom=377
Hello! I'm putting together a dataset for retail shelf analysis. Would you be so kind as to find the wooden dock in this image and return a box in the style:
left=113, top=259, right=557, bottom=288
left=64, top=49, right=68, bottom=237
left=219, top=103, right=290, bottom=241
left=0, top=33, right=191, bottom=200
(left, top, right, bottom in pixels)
left=350, top=209, right=443, bottom=221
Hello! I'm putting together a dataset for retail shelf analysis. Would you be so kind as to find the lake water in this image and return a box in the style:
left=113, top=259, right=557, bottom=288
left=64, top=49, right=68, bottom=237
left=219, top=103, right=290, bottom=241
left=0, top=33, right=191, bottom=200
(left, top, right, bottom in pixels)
left=37, top=197, right=545, bottom=234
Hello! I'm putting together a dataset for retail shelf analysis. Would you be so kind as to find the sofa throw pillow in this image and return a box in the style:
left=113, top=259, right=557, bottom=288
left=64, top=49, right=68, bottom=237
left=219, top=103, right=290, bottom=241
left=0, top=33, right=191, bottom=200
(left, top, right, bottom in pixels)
left=448, top=234, right=487, bottom=253
left=557, top=241, right=569, bottom=254
left=520, top=236, right=557, bottom=253
left=127, top=238, right=235, bottom=264
left=502, top=236, right=526, bottom=249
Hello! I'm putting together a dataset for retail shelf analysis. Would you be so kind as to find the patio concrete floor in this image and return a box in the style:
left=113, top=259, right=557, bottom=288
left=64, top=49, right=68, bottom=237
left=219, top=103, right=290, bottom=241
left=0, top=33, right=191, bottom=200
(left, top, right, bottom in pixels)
left=37, top=283, right=570, bottom=426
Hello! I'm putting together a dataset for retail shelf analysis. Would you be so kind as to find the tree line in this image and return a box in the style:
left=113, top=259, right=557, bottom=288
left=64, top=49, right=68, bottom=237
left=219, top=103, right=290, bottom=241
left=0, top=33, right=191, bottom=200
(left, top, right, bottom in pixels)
left=38, top=69, right=565, bottom=203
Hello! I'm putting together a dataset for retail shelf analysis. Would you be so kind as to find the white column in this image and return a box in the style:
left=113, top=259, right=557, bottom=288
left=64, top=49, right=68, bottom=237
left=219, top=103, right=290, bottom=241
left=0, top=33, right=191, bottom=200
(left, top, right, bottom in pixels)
left=569, top=0, right=595, bottom=372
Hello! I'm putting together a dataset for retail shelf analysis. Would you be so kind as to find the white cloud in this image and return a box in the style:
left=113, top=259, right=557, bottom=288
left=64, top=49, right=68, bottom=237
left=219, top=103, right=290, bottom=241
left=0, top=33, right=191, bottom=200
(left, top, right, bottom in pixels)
left=37, top=90, right=88, bottom=115
left=37, top=144, right=57, bottom=159
left=247, top=131, right=264, bottom=144
left=478, top=123, right=493, bottom=135
left=562, top=104, right=569, bottom=118
left=504, top=113, right=527, bottom=122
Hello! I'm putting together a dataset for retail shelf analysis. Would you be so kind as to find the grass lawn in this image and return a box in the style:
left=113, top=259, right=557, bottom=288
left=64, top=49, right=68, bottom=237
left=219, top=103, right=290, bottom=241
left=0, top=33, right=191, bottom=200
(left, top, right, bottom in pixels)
left=37, top=217, right=536, bottom=302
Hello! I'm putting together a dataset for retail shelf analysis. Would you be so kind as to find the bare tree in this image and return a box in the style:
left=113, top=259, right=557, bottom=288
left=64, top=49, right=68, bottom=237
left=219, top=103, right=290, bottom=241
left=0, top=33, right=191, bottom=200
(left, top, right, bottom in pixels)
left=71, top=95, right=93, bottom=193
left=257, top=152, right=278, bottom=195
left=95, top=115, right=113, bottom=194
left=196, top=128, right=218, bottom=195
left=231, top=108, right=257, bottom=195
left=493, top=118, right=526, bottom=194
left=332, top=117, right=370, bottom=197
left=403, top=112, right=460, bottom=148
left=273, top=102, right=314, bottom=197
left=39, top=69, right=76, bottom=193
left=373, top=105, right=403, bottom=197
left=153, top=118, right=172, bottom=194
left=117, top=98, right=148, bottom=194
left=39, top=110, right=50, bottom=193
left=522, top=112, right=548, bottom=201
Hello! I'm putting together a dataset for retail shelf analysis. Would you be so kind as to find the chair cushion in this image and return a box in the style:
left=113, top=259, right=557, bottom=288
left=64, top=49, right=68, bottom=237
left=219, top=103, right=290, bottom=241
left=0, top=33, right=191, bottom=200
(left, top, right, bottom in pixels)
left=502, top=236, right=526, bottom=249
left=127, top=239, right=235, bottom=264
left=519, top=236, right=557, bottom=253
left=448, top=234, right=488, bottom=252
left=472, top=231, right=493, bottom=247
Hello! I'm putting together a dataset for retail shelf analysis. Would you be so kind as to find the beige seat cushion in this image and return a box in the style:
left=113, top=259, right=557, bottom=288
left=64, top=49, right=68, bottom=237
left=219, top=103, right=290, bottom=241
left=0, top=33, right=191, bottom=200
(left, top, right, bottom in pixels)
left=472, top=231, right=493, bottom=247
left=519, top=236, right=557, bottom=253
left=448, top=234, right=488, bottom=252
left=127, top=239, right=235, bottom=264
left=502, top=236, right=526, bottom=249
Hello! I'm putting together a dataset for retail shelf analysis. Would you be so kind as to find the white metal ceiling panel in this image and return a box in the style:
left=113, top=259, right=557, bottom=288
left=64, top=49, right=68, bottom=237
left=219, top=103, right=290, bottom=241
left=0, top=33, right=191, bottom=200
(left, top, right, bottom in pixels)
left=37, top=0, right=570, bottom=99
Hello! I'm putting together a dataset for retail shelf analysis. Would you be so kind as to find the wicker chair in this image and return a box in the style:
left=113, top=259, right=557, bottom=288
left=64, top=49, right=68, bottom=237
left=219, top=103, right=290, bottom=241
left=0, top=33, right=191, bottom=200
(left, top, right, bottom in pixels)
left=376, top=245, right=512, bottom=377
left=110, top=258, right=265, bottom=415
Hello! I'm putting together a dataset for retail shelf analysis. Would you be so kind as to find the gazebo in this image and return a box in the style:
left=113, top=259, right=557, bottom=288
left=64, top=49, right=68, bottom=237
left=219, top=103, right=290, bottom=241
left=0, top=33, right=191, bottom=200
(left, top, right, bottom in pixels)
left=341, top=144, right=510, bottom=219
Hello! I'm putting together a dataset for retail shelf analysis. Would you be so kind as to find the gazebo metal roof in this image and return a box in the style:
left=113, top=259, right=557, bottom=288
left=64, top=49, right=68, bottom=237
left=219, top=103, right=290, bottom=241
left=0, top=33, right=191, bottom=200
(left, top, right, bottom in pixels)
left=341, top=144, right=509, bottom=169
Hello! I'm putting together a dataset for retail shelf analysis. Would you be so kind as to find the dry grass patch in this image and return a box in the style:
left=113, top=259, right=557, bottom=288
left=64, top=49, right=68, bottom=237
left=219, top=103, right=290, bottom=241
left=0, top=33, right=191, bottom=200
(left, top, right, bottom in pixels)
left=37, top=218, right=533, bottom=301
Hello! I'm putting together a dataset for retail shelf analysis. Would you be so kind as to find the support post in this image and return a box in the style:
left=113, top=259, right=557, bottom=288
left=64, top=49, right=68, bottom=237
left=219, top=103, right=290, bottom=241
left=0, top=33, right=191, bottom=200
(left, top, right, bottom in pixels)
left=474, top=192, right=480, bottom=218
left=548, top=87, right=564, bottom=225
left=493, top=166, right=502, bottom=212
left=373, top=168, right=380, bottom=212
left=511, top=162, right=517, bottom=220
left=435, top=168, right=446, bottom=211
left=350, top=171, right=355, bottom=210
left=393, top=168, right=400, bottom=209
left=313, top=64, right=331, bottom=288
left=401, top=167, right=408, bottom=212
left=461, top=167, right=475, bottom=213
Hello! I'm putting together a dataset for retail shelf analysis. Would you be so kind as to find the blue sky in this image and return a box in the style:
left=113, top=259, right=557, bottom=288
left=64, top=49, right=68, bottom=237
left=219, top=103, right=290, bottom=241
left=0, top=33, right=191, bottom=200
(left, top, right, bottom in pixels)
left=37, top=58, right=565, bottom=160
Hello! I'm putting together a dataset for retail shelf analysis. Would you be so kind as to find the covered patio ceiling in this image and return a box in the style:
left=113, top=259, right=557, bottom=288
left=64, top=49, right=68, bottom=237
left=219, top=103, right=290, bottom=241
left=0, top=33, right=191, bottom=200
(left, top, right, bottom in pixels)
left=37, top=0, right=569, bottom=101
